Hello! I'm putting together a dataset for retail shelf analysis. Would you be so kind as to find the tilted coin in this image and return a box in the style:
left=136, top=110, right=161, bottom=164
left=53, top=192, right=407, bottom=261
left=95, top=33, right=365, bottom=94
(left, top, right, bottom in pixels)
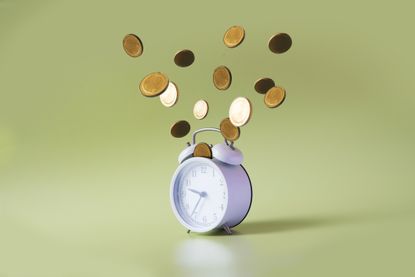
left=160, top=82, right=179, bottom=107
left=223, top=26, right=245, bottom=48
left=139, top=72, right=169, bottom=97
left=174, top=49, right=195, bottom=67
left=254, top=77, right=275, bottom=94
left=229, top=97, right=252, bottom=127
left=269, top=33, right=292, bottom=54
left=170, top=120, right=191, bottom=138
left=220, top=117, right=240, bottom=141
left=193, top=143, right=212, bottom=159
left=193, top=100, right=209, bottom=120
left=264, top=86, right=286, bottom=108
left=122, top=34, right=143, bottom=57
left=213, top=66, right=232, bottom=90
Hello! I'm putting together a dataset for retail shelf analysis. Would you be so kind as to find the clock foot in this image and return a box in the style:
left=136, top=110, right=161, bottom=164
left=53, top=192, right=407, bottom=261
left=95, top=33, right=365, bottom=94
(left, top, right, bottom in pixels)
left=223, top=225, right=232, bottom=235
left=187, top=229, right=191, bottom=234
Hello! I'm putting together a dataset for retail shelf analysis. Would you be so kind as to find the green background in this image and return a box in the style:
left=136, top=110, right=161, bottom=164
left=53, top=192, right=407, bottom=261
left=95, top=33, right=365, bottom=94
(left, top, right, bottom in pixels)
left=1, top=0, right=414, bottom=276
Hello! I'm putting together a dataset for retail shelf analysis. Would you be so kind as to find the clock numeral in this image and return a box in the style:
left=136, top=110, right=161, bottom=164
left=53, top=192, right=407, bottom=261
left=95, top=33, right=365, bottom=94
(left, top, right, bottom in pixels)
left=201, top=166, right=207, bottom=174
left=192, top=170, right=196, bottom=177
left=220, top=204, right=224, bottom=211
left=213, top=213, right=217, bottom=221
left=212, top=169, right=215, bottom=177
left=186, top=179, right=190, bottom=186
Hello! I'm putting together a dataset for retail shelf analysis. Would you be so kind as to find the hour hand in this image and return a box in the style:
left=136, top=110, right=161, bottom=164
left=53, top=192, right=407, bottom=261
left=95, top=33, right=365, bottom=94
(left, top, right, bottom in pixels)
left=188, top=188, right=202, bottom=196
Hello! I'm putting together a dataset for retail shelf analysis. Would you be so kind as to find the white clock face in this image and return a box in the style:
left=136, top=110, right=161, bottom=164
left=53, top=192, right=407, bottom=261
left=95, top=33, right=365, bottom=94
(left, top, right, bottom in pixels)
left=172, top=160, right=228, bottom=230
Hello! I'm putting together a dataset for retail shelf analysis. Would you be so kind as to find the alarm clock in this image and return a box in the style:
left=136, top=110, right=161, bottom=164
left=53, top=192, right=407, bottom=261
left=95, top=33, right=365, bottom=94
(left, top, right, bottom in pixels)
left=170, top=127, right=252, bottom=234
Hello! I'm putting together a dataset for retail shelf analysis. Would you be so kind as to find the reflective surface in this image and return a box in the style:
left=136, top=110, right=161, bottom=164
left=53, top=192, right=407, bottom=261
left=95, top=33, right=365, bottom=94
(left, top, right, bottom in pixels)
left=193, top=100, right=209, bottom=120
left=160, top=81, right=179, bottom=107
left=1, top=0, right=415, bottom=276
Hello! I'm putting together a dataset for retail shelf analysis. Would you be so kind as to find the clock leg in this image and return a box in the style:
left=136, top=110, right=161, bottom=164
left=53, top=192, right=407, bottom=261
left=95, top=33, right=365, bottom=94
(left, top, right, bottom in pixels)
left=187, top=229, right=191, bottom=234
left=223, top=225, right=232, bottom=235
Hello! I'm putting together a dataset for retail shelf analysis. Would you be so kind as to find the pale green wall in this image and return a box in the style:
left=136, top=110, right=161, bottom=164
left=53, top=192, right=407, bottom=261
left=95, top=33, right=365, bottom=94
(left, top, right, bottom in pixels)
left=1, top=0, right=414, bottom=276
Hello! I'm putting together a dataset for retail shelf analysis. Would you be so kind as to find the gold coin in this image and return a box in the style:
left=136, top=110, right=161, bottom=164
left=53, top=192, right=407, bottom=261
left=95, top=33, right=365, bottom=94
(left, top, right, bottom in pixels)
left=220, top=117, right=240, bottom=141
left=139, top=72, right=169, bottom=97
left=264, top=86, right=286, bottom=108
left=170, top=120, right=191, bottom=138
left=122, top=34, right=143, bottom=57
left=229, top=97, right=252, bottom=127
left=160, top=81, right=179, bottom=107
left=174, top=49, right=195, bottom=67
left=269, top=33, right=292, bottom=54
left=213, top=66, right=232, bottom=90
left=254, top=77, right=275, bottom=94
left=193, top=100, right=209, bottom=120
left=223, top=26, right=245, bottom=48
left=193, top=143, right=212, bottom=159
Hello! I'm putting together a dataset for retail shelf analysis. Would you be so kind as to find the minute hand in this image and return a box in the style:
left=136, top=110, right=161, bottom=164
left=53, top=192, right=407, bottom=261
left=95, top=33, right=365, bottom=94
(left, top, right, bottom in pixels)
left=190, top=196, right=202, bottom=217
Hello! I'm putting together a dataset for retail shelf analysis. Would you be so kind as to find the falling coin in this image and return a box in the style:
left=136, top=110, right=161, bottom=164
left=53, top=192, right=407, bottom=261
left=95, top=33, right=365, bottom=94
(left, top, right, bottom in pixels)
left=268, top=33, right=292, bottom=54
left=139, top=72, right=169, bottom=97
left=174, top=49, right=195, bottom=67
left=229, top=97, right=252, bottom=127
left=223, top=26, right=245, bottom=48
left=193, top=143, right=212, bottom=158
left=264, top=86, right=286, bottom=108
left=160, top=82, right=179, bottom=107
left=220, top=117, right=240, bottom=141
left=122, top=34, right=143, bottom=57
left=193, top=100, right=209, bottom=120
left=254, top=77, right=275, bottom=94
left=213, top=66, right=232, bottom=90
left=170, top=120, right=191, bottom=138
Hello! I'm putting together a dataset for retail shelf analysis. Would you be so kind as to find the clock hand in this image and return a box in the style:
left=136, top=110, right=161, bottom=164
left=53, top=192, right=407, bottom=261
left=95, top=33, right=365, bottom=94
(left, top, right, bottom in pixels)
left=189, top=190, right=208, bottom=218
left=188, top=188, right=202, bottom=196
left=190, top=195, right=202, bottom=217
left=188, top=188, right=208, bottom=197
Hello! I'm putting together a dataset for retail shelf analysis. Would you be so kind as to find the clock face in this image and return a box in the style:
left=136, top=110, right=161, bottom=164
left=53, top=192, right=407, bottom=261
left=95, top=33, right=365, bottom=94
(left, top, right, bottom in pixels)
left=172, top=159, right=228, bottom=231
